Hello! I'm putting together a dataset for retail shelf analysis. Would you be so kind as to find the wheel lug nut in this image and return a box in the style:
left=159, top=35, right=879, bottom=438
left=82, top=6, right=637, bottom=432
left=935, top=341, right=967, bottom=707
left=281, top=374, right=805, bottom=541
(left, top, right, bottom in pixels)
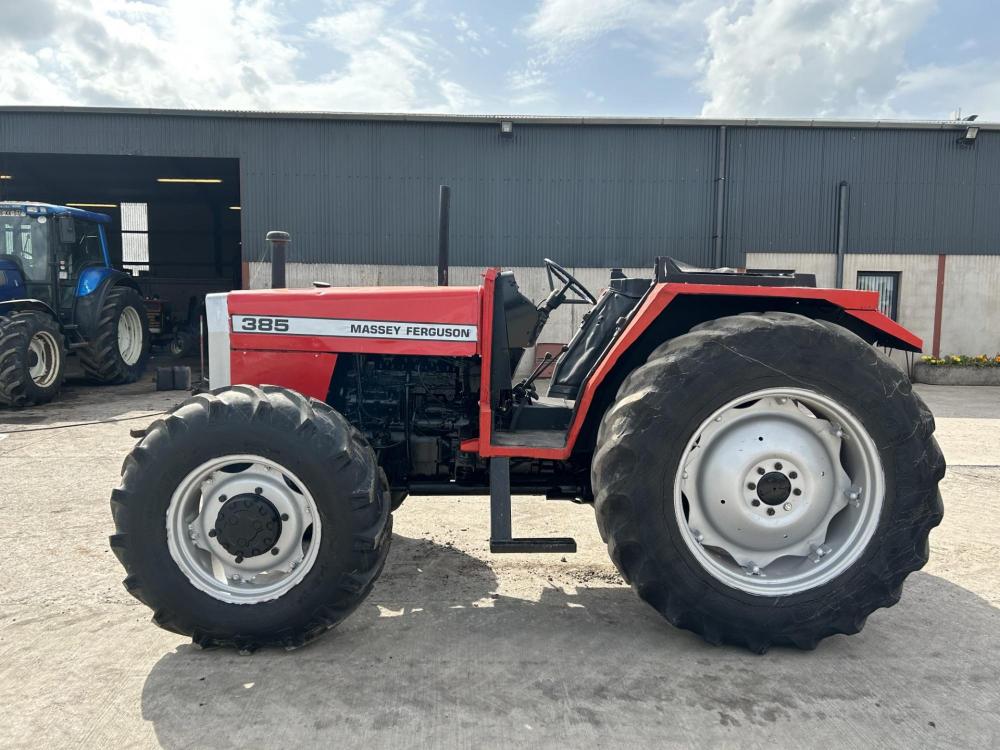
left=235, top=555, right=244, bottom=564
left=271, top=547, right=280, bottom=555
left=766, top=508, right=775, bottom=516
left=281, top=513, right=289, bottom=521
left=774, top=462, right=783, bottom=470
left=751, top=499, right=760, bottom=507
left=747, top=482, right=756, bottom=490
left=757, top=467, right=765, bottom=475
left=789, top=471, right=798, bottom=479
left=208, top=529, right=217, bottom=537
left=255, top=487, right=263, bottom=495
left=793, top=488, right=802, bottom=496
left=219, top=494, right=227, bottom=503
left=783, top=502, right=792, bottom=511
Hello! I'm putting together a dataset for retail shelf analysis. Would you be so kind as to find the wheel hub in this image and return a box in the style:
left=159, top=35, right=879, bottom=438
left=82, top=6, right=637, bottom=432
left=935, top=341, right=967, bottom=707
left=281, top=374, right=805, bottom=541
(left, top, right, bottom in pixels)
left=214, top=493, right=282, bottom=558
left=756, top=471, right=792, bottom=505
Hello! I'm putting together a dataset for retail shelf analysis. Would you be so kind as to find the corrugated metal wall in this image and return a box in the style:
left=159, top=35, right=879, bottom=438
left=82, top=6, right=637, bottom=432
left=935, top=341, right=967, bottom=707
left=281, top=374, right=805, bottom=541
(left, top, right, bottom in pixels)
left=725, top=127, right=1000, bottom=262
left=1, top=110, right=998, bottom=268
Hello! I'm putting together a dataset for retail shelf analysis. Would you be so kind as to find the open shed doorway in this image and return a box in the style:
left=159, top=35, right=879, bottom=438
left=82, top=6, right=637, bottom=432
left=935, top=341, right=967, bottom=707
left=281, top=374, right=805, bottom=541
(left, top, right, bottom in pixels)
left=0, top=152, right=241, bottom=358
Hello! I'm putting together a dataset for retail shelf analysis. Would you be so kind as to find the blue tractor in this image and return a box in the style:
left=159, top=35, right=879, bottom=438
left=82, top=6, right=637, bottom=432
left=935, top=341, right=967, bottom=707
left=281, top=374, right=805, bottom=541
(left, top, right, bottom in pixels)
left=0, top=202, right=150, bottom=406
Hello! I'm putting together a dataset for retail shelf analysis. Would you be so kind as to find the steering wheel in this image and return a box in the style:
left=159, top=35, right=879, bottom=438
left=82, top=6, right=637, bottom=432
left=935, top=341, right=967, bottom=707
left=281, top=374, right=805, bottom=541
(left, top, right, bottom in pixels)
left=543, top=258, right=597, bottom=305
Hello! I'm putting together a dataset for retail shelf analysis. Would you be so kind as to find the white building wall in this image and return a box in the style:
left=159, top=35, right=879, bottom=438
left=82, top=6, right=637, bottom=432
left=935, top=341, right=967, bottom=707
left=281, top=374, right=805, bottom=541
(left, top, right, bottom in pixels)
left=940, top=255, right=1000, bottom=355
left=746, top=252, right=999, bottom=356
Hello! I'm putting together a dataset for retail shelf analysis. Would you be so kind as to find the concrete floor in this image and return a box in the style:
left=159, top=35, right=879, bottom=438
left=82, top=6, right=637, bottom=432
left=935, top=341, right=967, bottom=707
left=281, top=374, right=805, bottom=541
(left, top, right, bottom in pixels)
left=0, top=378, right=998, bottom=748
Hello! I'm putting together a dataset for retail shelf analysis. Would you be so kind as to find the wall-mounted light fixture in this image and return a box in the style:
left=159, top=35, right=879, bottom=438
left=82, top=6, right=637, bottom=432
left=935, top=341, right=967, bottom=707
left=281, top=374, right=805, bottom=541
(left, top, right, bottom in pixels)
left=500, top=120, right=514, bottom=137
left=0, top=175, right=12, bottom=180
left=957, top=125, right=979, bottom=146
left=228, top=206, right=241, bottom=210
left=156, top=178, right=223, bottom=184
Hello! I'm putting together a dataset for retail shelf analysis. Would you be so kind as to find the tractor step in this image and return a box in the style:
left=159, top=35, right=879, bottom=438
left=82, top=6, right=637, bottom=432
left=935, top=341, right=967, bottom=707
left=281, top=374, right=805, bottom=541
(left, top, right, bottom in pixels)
left=489, top=457, right=577, bottom=554
left=490, top=538, right=577, bottom=554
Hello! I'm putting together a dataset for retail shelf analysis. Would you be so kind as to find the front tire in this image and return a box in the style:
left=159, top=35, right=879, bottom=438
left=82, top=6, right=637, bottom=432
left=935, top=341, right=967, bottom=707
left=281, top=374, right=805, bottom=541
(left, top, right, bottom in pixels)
left=592, top=312, right=945, bottom=651
left=109, top=385, right=392, bottom=650
left=0, top=311, right=65, bottom=407
left=80, top=286, right=150, bottom=384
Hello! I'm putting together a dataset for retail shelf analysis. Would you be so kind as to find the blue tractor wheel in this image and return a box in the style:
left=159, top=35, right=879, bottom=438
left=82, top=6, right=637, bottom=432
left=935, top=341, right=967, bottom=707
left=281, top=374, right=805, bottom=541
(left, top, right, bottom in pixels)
left=79, top=286, right=151, bottom=385
left=0, top=311, right=66, bottom=407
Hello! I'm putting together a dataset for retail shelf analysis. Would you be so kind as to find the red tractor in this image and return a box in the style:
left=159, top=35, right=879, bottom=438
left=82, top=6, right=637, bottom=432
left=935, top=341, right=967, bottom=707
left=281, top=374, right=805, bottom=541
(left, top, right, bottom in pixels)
left=110, top=257, right=943, bottom=652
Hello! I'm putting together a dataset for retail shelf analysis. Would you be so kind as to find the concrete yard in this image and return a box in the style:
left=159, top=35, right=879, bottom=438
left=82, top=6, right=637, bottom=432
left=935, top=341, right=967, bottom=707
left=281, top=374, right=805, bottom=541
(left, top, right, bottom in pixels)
left=1, top=374, right=998, bottom=748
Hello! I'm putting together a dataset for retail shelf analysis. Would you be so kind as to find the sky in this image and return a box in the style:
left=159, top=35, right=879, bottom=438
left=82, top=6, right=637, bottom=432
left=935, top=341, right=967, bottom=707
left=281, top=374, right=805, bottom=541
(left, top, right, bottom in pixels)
left=1, top=0, right=998, bottom=120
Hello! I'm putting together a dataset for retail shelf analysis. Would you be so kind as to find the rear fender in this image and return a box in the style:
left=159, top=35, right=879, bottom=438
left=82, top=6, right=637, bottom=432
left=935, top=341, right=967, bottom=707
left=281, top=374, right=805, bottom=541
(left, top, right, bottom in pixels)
left=566, top=283, right=922, bottom=457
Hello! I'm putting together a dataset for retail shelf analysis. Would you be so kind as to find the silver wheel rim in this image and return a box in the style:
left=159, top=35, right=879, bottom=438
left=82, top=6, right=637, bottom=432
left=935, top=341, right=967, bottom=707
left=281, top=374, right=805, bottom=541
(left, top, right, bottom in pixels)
left=166, top=455, right=322, bottom=604
left=27, top=331, right=60, bottom=387
left=674, top=387, right=885, bottom=596
left=117, top=306, right=143, bottom=366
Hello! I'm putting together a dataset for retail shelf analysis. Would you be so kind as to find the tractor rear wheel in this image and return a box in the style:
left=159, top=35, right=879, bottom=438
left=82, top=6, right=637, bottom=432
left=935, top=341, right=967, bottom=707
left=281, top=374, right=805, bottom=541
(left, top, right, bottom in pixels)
left=592, top=312, right=944, bottom=652
left=0, top=311, right=65, bottom=407
left=80, top=286, right=150, bottom=384
left=109, top=385, right=392, bottom=650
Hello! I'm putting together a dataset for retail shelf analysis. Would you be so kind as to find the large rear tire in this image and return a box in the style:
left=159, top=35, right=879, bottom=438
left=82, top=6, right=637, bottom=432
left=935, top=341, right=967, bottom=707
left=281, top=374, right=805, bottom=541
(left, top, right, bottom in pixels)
left=80, top=286, right=150, bottom=384
left=592, top=312, right=945, bottom=652
left=0, top=311, right=65, bottom=407
left=109, top=385, right=392, bottom=650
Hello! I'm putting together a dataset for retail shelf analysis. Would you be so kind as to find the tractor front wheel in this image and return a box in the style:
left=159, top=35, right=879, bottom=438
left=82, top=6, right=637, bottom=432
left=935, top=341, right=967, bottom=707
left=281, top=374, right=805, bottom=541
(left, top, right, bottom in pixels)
left=80, top=286, right=150, bottom=384
left=592, top=312, right=945, bottom=651
left=109, top=385, right=392, bottom=650
left=0, top=311, right=65, bottom=407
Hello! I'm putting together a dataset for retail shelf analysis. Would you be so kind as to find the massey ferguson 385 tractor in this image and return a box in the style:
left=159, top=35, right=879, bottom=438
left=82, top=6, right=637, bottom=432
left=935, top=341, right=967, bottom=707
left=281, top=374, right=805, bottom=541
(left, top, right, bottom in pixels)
left=110, top=257, right=944, bottom=652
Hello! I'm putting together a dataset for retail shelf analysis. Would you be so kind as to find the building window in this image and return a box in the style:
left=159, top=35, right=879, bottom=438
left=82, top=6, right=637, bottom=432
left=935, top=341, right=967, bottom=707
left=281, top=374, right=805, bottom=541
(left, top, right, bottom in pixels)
left=120, top=202, right=149, bottom=275
left=857, top=271, right=900, bottom=320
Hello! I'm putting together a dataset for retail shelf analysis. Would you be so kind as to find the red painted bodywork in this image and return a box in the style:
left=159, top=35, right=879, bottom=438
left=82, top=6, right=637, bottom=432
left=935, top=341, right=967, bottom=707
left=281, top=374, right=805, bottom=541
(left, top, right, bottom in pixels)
left=227, top=286, right=481, bottom=357
left=223, top=273, right=921, bottom=460
left=231, top=350, right=338, bottom=401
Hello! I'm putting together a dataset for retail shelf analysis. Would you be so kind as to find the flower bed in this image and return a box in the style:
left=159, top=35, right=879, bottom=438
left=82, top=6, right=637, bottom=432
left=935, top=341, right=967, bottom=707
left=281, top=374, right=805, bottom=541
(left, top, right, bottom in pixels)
left=913, top=354, right=1000, bottom=385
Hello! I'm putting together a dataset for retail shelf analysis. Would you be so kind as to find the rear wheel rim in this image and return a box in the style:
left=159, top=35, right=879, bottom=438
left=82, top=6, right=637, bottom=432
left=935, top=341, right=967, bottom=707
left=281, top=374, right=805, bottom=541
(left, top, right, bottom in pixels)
left=117, top=306, right=143, bottom=366
left=674, top=387, right=885, bottom=596
left=27, top=331, right=60, bottom=388
left=166, top=455, right=322, bottom=604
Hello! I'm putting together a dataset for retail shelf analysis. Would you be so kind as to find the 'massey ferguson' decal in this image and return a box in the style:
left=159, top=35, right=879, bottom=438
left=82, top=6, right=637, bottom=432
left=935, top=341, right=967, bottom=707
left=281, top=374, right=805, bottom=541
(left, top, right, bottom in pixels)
left=232, top=315, right=477, bottom=342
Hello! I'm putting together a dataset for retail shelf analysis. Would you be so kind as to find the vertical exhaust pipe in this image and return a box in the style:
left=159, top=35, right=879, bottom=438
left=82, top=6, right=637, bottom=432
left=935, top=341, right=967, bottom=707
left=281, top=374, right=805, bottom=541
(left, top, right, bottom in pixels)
left=438, top=185, right=450, bottom=286
left=267, top=230, right=290, bottom=289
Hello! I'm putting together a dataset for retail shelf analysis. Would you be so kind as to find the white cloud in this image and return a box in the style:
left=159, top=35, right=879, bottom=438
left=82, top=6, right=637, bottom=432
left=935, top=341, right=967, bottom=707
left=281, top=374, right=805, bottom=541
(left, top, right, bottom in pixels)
left=521, top=0, right=958, bottom=119
left=890, top=59, right=1000, bottom=120
left=699, top=0, right=936, bottom=117
left=0, top=0, right=477, bottom=113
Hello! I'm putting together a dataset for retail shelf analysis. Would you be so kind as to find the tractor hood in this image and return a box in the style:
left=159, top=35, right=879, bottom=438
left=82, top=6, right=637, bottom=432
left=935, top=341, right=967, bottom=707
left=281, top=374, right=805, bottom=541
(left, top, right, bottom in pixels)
left=224, top=285, right=482, bottom=357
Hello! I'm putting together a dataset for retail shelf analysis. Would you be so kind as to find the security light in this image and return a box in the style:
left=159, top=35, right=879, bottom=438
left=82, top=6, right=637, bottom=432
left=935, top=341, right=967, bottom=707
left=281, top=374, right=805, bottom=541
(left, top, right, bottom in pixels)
left=229, top=206, right=241, bottom=210
left=957, top=126, right=979, bottom=146
left=156, top=178, right=223, bottom=184
left=0, top=175, right=12, bottom=180
left=500, top=120, right=514, bottom=136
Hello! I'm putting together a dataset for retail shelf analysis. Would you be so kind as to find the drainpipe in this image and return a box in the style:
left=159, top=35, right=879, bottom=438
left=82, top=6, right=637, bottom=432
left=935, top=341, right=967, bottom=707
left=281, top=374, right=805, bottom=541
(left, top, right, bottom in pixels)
left=437, top=185, right=451, bottom=286
left=835, top=181, right=849, bottom=288
left=713, top=126, right=727, bottom=267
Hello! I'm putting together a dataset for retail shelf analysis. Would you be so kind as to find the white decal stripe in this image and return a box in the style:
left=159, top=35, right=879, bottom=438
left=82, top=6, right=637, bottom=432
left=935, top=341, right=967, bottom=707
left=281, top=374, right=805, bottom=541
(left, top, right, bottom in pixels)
left=231, top=315, right=478, bottom=342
